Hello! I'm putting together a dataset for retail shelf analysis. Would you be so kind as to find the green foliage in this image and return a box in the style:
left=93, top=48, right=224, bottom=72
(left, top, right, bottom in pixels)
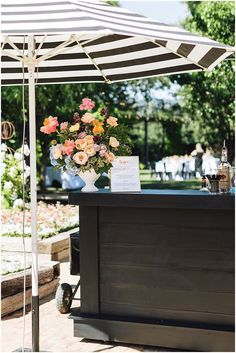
left=169, top=1, right=235, bottom=161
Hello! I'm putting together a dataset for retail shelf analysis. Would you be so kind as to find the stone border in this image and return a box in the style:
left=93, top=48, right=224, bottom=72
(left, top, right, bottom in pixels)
left=1, top=227, right=79, bottom=261
left=38, top=227, right=79, bottom=261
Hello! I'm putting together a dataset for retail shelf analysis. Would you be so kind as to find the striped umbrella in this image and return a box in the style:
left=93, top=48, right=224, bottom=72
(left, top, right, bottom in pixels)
left=2, top=0, right=234, bottom=85
left=1, top=1, right=234, bottom=351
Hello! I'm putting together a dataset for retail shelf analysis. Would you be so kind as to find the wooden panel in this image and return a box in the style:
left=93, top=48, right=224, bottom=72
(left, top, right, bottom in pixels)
left=99, top=205, right=234, bottom=324
left=79, top=206, right=99, bottom=314
left=73, top=316, right=235, bottom=352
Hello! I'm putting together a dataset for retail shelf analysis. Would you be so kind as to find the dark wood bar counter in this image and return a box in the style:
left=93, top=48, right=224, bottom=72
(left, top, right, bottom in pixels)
left=69, top=190, right=235, bottom=352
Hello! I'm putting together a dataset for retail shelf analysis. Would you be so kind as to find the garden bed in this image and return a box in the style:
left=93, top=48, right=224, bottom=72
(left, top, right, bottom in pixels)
left=1, top=202, right=79, bottom=238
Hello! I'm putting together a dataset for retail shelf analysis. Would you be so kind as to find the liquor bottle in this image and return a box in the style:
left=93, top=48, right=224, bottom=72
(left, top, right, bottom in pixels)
left=217, top=140, right=231, bottom=193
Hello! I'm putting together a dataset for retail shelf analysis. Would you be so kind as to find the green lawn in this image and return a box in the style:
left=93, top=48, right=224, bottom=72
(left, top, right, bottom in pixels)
left=96, top=170, right=200, bottom=190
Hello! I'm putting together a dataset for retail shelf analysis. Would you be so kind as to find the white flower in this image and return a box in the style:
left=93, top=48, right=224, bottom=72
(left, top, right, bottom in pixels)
left=1, top=143, right=8, bottom=152
left=0, top=162, right=6, bottom=176
left=4, top=181, right=13, bottom=191
left=14, top=152, right=23, bottom=161
left=8, top=166, right=16, bottom=178
left=24, top=166, right=31, bottom=177
left=20, top=144, right=30, bottom=157
left=13, top=198, right=24, bottom=209
left=18, top=160, right=26, bottom=171
left=0, top=151, right=5, bottom=162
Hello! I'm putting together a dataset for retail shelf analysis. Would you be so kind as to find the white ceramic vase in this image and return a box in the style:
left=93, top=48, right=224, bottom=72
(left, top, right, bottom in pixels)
left=78, top=168, right=100, bottom=192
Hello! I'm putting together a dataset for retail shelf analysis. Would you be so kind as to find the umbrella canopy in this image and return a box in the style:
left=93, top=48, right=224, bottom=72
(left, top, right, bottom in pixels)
left=1, top=0, right=234, bottom=85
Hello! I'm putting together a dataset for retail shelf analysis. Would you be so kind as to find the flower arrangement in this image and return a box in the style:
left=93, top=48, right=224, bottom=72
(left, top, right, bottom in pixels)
left=40, top=98, right=131, bottom=175
left=1, top=143, right=30, bottom=208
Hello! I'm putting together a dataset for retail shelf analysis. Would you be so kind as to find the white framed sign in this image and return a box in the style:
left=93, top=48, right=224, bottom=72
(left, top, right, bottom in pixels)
left=110, top=156, right=141, bottom=192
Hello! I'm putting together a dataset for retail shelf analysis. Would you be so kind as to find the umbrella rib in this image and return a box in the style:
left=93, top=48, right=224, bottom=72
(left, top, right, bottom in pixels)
left=148, top=37, right=206, bottom=71
left=3, top=36, right=28, bottom=61
left=75, top=36, right=112, bottom=84
left=36, top=34, right=78, bottom=63
left=1, top=48, right=24, bottom=62
left=35, top=35, right=47, bottom=58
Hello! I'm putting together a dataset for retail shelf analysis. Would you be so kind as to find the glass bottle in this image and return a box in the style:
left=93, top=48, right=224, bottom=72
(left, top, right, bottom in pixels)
left=217, top=140, right=231, bottom=193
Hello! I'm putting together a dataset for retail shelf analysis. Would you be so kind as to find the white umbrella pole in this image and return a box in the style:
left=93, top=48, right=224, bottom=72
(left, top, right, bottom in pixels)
left=28, top=34, right=39, bottom=352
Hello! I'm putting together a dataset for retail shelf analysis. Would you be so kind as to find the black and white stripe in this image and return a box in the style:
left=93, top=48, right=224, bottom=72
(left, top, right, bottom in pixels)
left=1, top=0, right=234, bottom=85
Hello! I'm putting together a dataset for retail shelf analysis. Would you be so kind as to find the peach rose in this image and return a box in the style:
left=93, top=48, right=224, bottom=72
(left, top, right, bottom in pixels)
left=81, top=113, right=94, bottom=124
left=62, top=140, right=75, bottom=155
left=69, top=123, right=80, bottom=132
left=84, top=145, right=96, bottom=156
left=40, top=116, right=59, bottom=134
left=107, top=116, right=118, bottom=127
left=105, top=152, right=115, bottom=163
left=75, top=138, right=87, bottom=150
left=52, top=144, right=62, bottom=159
left=109, top=137, right=119, bottom=148
left=73, top=151, right=88, bottom=165
left=85, top=135, right=94, bottom=145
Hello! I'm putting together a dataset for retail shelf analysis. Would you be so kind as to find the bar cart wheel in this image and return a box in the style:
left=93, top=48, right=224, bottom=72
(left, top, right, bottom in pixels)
left=55, top=283, right=73, bottom=314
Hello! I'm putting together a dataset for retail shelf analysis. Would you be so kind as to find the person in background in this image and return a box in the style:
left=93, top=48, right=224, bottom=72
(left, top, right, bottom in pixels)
left=191, top=143, right=204, bottom=178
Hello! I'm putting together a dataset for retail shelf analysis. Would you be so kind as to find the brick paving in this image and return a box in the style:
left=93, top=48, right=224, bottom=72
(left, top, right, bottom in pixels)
left=1, top=259, right=177, bottom=353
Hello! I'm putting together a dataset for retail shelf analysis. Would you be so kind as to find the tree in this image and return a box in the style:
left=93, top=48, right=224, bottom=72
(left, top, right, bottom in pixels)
left=168, top=1, right=235, bottom=162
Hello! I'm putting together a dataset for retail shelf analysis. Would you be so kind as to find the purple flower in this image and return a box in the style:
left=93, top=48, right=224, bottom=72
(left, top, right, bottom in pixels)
left=101, top=107, right=109, bottom=117
left=94, top=135, right=101, bottom=143
left=73, top=112, right=80, bottom=123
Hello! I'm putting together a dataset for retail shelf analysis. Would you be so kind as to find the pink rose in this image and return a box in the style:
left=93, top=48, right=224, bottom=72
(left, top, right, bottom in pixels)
left=81, top=113, right=94, bottom=124
left=60, top=122, right=68, bottom=131
left=99, top=149, right=106, bottom=157
left=62, top=140, right=75, bottom=155
left=79, top=98, right=95, bottom=111
left=78, top=132, right=87, bottom=139
left=40, top=116, right=59, bottom=134
left=94, top=144, right=100, bottom=152
left=100, top=144, right=107, bottom=151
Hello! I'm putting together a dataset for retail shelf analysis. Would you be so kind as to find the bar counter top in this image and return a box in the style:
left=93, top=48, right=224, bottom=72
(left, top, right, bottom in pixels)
left=69, top=189, right=234, bottom=210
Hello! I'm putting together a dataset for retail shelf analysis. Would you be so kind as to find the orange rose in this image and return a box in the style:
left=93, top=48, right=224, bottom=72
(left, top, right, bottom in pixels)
left=92, top=120, right=104, bottom=135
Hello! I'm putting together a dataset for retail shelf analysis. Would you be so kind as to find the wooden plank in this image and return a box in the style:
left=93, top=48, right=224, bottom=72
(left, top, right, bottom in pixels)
left=1, top=278, right=59, bottom=317
left=100, top=302, right=234, bottom=326
left=100, top=244, right=234, bottom=271
left=73, top=316, right=235, bottom=352
left=100, top=264, right=234, bottom=292
left=100, top=284, right=234, bottom=314
left=99, top=207, right=234, bottom=229
left=79, top=206, right=100, bottom=314
left=99, top=223, right=234, bottom=249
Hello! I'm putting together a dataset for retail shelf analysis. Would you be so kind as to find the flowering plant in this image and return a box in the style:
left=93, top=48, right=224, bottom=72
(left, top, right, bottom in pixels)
left=1, top=143, right=30, bottom=209
left=40, top=98, right=131, bottom=175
